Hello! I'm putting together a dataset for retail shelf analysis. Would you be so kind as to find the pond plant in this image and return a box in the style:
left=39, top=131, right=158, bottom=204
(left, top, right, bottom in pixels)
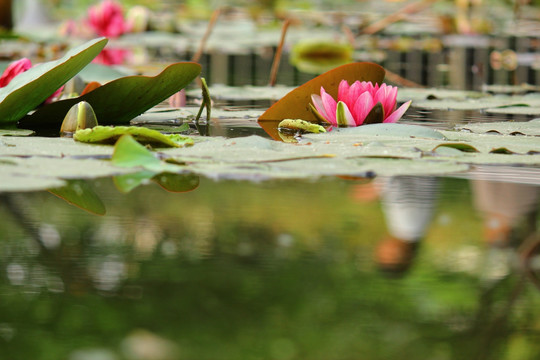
left=310, top=81, right=412, bottom=127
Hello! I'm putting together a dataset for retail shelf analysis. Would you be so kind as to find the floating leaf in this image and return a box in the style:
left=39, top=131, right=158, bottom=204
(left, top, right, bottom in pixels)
left=258, top=62, right=385, bottom=122
left=278, top=119, right=326, bottom=133
left=332, top=123, right=446, bottom=140
left=20, top=62, right=202, bottom=128
left=0, top=129, right=34, bottom=136
left=48, top=180, right=106, bottom=215
left=290, top=40, right=353, bottom=74
left=456, top=119, right=540, bottom=136
left=74, top=125, right=194, bottom=147
left=0, top=38, right=108, bottom=125
left=111, top=134, right=181, bottom=173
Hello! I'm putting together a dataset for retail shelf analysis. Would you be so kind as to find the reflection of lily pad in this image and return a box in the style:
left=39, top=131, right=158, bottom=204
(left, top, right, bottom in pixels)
left=74, top=125, right=194, bottom=147
left=48, top=180, right=106, bottom=215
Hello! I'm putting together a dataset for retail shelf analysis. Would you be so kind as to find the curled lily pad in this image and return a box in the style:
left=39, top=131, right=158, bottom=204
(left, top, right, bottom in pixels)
left=0, top=38, right=108, bottom=125
left=74, top=125, right=194, bottom=147
left=258, top=62, right=385, bottom=122
left=278, top=119, right=326, bottom=134
left=20, top=62, right=202, bottom=127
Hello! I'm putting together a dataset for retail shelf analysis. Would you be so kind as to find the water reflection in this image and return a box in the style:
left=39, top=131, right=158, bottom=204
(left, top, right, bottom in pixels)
left=1, top=177, right=540, bottom=359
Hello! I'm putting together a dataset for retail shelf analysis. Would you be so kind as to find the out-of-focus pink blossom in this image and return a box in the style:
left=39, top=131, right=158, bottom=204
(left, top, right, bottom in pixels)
left=92, top=48, right=130, bottom=65
left=0, top=58, right=63, bottom=104
left=0, top=58, right=31, bottom=87
left=311, top=80, right=411, bottom=127
left=87, top=0, right=131, bottom=38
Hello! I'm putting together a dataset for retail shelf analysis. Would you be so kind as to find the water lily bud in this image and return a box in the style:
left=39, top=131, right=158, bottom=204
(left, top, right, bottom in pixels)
left=60, top=101, right=98, bottom=137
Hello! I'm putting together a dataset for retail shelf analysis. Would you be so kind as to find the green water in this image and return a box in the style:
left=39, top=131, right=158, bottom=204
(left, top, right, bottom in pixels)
left=1, top=176, right=539, bottom=360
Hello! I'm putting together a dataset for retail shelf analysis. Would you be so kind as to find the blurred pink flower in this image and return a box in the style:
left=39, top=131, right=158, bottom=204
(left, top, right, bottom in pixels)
left=92, top=47, right=130, bottom=65
left=87, top=0, right=131, bottom=38
left=0, top=58, right=31, bottom=87
left=0, top=58, right=63, bottom=104
left=311, top=80, right=411, bottom=127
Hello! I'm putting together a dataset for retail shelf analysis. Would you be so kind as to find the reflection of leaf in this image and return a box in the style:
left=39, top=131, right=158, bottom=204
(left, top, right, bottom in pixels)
left=0, top=38, right=108, bottom=125
left=74, top=125, right=194, bottom=147
left=114, top=170, right=155, bottom=193
left=48, top=180, right=106, bottom=215
left=152, top=173, right=200, bottom=192
left=20, top=62, right=202, bottom=127
left=258, top=62, right=385, bottom=122
left=290, top=40, right=353, bottom=74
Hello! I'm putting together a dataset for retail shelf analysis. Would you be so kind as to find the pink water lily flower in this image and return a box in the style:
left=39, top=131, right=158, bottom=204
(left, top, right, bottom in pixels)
left=311, top=80, right=412, bottom=127
left=0, top=58, right=63, bottom=104
left=87, top=0, right=131, bottom=38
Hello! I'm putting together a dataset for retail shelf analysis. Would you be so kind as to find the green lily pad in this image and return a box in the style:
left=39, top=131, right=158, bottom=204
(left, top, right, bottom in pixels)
left=111, top=134, right=182, bottom=173
left=0, top=38, right=108, bottom=125
left=335, top=123, right=446, bottom=140
left=0, top=129, right=34, bottom=136
left=290, top=40, right=353, bottom=74
left=456, top=119, right=540, bottom=136
left=48, top=180, right=106, bottom=215
left=20, top=62, right=202, bottom=127
left=74, top=125, right=194, bottom=147
left=78, top=63, right=136, bottom=84
left=186, top=84, right=294, bottom=101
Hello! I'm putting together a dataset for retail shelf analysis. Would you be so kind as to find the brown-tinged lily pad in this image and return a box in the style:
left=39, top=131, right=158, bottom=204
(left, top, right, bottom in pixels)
left=258, top=62, right=385, bottom=122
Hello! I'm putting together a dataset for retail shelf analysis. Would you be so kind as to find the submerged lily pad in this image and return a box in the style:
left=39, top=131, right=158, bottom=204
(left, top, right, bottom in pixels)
left=20, top=62, right=202, bottom=127
left=74, top=125, right=194, bottom=147
left=0, top=38, right=108, bottom=125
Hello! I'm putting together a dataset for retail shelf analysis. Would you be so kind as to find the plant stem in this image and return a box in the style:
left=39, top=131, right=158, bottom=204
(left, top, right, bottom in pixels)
left=268, top=19, right=291, bottom=87
left=361, top=0, right=435, bottom=35
left=192, top=8, right=221, bottom=63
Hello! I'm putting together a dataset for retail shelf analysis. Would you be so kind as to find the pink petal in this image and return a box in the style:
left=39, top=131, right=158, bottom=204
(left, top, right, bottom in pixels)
left=311, top=94, right=331, bottom=123
left=352, top=91, right=374, bottom=126
left=345, top=81, right=364, bottom=109
left=0, top=58, right=32, bottom=87
left=337, top=80, right=350, bottom=103
left=320, top=87, right=337, bottom=125
left=374, top=84, right=397, bottom=118
left=384, top=100, right=411, bottom=123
